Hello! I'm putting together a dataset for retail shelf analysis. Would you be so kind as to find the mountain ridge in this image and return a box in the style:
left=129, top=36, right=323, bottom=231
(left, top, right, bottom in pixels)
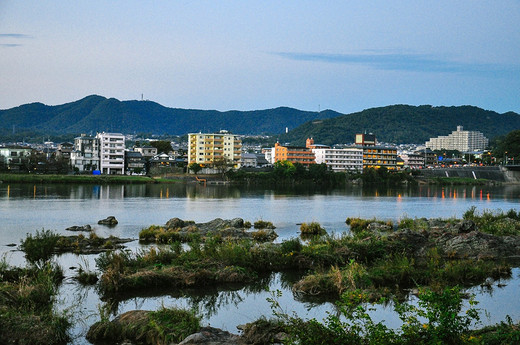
left=278, top=104, right=520, bottom=145
left=0, top=95, right=337, bottom=136
left=1, top=96, right=519, bottom=144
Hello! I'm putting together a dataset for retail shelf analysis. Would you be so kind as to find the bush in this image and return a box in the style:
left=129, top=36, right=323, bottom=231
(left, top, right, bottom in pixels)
left=271, top=286, right=479, bottom=345
left=20, top=229, right=59, bottom=264
left=300, top=222, right=326, bottom=235
left=254, top=220, right=276, bottom=229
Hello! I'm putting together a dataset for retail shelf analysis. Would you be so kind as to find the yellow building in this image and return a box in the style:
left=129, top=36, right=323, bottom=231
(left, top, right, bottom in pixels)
left=188, top=131, right=242, bottom=168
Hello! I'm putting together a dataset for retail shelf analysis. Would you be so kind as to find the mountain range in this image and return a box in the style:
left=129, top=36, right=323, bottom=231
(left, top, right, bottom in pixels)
left=1, top=95, right=519, bottom=144
left=279, top=104, right=520, bottom=145
left=0, top=95, right=337, bottom=137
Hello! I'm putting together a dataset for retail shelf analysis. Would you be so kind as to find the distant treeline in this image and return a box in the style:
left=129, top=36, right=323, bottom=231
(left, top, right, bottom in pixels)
left=226, top=163, right=413, bottom=187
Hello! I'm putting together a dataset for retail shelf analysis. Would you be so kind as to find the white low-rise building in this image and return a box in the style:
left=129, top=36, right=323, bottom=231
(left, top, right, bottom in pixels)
left=312, top=147, right=363, bottom=172
left=426, top=126, right=488, bottom=152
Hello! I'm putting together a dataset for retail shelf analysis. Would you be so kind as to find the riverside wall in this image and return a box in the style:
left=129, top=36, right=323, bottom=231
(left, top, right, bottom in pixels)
left=418, top=166, right=520, bottom=183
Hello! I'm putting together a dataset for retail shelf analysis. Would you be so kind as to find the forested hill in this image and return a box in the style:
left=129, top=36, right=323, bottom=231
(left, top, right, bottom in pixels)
left=0, top=95, right=339, bottom=137
left=279, top=105, right=520, bottom=145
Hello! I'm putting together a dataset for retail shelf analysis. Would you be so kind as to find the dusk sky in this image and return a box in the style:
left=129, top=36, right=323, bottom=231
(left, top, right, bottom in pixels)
left=1, top=1, right=519, bottom=114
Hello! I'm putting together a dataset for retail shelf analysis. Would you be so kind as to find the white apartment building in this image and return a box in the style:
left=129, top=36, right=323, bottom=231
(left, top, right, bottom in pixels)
left=188, top=131, right=242, bottom=168
left=70, top=135, right=100, bottom=172
left=426, top=126, right=488, bottom=152
left=312, top=147, right=363, bottom=172
left=399, top=153, right=425, bottom=169
left=97, top=132, right=125, bottom=174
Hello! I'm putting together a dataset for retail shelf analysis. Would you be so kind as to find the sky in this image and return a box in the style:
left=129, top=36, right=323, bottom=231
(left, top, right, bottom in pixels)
left=1, top=1, right=519, bottom=114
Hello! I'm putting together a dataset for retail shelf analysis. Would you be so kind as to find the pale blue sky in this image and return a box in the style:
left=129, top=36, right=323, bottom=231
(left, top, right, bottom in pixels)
left=1, top=1, right=519, bottom=114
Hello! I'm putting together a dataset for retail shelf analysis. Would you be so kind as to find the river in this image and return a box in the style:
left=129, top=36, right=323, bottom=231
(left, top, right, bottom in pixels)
left=1, top=182, right=519, bottom=344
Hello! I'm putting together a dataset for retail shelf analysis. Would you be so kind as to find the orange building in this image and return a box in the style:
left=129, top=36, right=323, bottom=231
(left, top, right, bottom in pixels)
left=274, top=142, right=315, bottom=167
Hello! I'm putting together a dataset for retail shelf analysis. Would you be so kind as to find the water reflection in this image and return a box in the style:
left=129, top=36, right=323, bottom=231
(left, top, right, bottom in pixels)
left=2, top=183, right=520, bottom=201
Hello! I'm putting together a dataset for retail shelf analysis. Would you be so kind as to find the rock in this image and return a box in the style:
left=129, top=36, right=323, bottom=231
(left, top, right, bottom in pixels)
left=452, top=220, right=476, bottom=234
left=98, top=216, right=118, bottom=226
left=178, top=326, right=243, bottom=345
left=368, top=222, right=392, bottom=232
left=166, top=217, right=185, bottom=229
left=435, top=231, right=520, bottom=259
left=6, top=243, right=16, bottom=247
left=386, top=229, right=429, bottom=253
left=230, top=218, right=244, bottom=228
left=66, top=224, right=92, bottom=231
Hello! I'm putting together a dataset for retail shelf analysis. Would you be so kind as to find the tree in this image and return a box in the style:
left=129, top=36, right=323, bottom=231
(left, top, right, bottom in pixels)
left=188, top=162, right=202, bottom=174
left=150, top=140, right=173, bottom=154
left=493, top=129, right=520, bottom=164
left=213, top=157, right=232, bottom=178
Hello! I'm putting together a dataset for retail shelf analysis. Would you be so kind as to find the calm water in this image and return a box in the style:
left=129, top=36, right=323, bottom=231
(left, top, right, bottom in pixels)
left=1, top=182, right=519, bottom=344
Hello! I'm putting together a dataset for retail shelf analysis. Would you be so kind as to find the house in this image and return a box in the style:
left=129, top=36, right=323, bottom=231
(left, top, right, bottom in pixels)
left=124, top=151, right=145, bottom=174
left=134, top=146, right=158, bottom=160
left=0, top=146, right=33, bottom=171
left=56, top=142, right=74, bottom=160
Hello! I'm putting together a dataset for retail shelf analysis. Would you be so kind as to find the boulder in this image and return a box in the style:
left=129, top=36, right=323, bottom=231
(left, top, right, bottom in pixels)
left=178, top=327, right=243, bottom=345
left=452, top=220, right=476, bottom=234
left=65, top=224, right=92, bottom=232
left=166, top=217, right=185, bottom=229
left=386, top=229, right=429, bottom=253
left=98, top=216, right=118, bottom=226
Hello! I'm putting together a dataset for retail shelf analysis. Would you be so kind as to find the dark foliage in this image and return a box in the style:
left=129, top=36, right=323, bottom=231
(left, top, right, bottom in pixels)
left=279, top=104, right=520, bottom=145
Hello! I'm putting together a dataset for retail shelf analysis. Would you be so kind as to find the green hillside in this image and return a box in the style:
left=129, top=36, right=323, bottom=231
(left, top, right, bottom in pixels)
left=0, top=95, right=337, bottom=137
left=278, top=104, right=520, bottom=145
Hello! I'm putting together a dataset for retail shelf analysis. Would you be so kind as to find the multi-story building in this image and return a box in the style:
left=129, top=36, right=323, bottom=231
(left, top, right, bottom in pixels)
left=361, top=145, right=398, bottom=170
left=273, top=142, right=315, bottom=167
left=188, top=131, right=242, bottom=168
left=399, top=153, right=425, bottom=170
left=97, top=132, right=125, bottom=174
left=70, top=135, right=100, bottom=172
left=355, top=133, right=397, bottom=170
left=0, top=146, right=33, bottom=171
left=313, top=147, right=363, bottom=172
left=426, top=126, right=488, bottom=152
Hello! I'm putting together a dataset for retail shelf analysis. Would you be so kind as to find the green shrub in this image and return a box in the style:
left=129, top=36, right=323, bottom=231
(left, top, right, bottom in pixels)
left=147, top=307, right=201, bottom=344
left=300, top=222, right=326, bottom=235
left=20, top=229, right=59, bottom=264
left=254, top=220, right=275, bottom=229
left=280, top=238, right=302, bottom=255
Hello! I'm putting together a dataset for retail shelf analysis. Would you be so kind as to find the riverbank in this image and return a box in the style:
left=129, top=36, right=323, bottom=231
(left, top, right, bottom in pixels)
left=0, top=173, right=185, bottom=184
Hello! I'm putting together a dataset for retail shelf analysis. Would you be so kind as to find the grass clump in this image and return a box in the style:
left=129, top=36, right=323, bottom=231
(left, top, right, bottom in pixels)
left=251, top=229, right=278, bottom=242
left=463, top=206, right=520, bottom=236
left=20, top=229, right=59, bottom=264
left=346, top=217, right=393, bottom=233
left=87, top=306, right=200, bottom=345
left=300, top=222, right=326, bottom=236
left=254, top=220, right=276, bottom=229
left=0, top=260, right=70, bottom=345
